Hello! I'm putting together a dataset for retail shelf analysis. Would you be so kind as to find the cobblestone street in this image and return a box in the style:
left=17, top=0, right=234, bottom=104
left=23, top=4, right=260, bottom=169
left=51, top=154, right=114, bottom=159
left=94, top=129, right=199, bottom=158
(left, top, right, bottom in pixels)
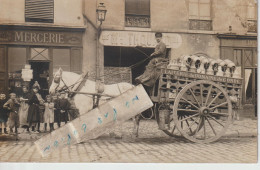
left=0, top=117, right=258, bottom=163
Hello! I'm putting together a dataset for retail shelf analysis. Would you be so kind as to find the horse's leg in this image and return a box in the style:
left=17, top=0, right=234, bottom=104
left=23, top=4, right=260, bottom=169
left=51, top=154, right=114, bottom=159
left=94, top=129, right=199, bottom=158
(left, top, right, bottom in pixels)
left=132, top=114, right=141, bottom=138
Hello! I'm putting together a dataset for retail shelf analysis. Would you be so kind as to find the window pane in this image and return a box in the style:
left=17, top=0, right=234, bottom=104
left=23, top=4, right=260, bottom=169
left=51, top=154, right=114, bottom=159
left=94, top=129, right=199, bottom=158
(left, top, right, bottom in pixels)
left=138, top=0, right=150, bottom=15
left=0, top=47, right=6, bottom=72
left=233, top=49, right=242, bottom=66
left=125, top=0, right=138, bottom=14
left=71, top=49, right=82, bottom=74
left=244, top=50, right=253, bottom=67
left=31, top=48, right=49, bottom=61
left=53, top=49, right=70, bottom=72
left=8, top=47, right=26, bottom=72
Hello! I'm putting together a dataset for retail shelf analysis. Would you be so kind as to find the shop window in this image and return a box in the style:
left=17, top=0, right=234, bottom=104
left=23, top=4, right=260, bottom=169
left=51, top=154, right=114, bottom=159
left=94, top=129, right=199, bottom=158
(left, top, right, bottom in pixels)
left=0, top=47, right=7, bottom=93
left=25, top=0, right=54, bottom=23
left=233, top=49, right=242, bottom=66
left=31, top=48, right=49, bottom=61
left=244, top=50, right=254, bottom=67
left=247, top=2, right=257, bottom=33
left=71, top=48, right=82, bottom=74
left=8, top=47, right=27, bottom=73
left=0, top=47, right=6, bottom=73
left=125, top=0, right=150, bottom=28
left=189, top=0, right=212, bottom=30
left=53, top=49, right=70, bottom=73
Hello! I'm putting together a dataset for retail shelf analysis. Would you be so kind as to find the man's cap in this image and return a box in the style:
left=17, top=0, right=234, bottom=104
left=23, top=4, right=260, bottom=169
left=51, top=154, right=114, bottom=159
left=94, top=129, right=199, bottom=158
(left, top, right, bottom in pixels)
left=155, top=32, right=163, bottom=37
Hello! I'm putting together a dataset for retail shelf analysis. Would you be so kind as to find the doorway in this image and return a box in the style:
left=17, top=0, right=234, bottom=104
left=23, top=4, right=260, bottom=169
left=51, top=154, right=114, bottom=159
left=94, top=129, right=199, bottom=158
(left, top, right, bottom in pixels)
left=29, top=61, right=50, bottom=99
left=104, top=46, right=154, bottom=84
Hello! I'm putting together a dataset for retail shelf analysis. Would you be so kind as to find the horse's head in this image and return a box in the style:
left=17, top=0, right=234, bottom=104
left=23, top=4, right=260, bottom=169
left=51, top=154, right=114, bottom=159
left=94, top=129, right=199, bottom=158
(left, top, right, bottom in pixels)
left=49, top=68, right=65, bottom=95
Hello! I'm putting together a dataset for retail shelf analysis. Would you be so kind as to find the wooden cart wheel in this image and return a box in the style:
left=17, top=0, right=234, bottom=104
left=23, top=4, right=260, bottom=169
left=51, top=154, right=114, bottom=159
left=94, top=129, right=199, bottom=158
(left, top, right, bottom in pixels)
left=173, top=80, right=232, bottom=143
left=155, top=104, right=182, bottom=138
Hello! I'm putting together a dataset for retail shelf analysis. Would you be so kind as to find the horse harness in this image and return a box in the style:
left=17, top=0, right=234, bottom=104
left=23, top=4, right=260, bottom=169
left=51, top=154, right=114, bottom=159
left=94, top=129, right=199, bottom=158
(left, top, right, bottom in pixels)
left=54, top=72, right=102, bottom=109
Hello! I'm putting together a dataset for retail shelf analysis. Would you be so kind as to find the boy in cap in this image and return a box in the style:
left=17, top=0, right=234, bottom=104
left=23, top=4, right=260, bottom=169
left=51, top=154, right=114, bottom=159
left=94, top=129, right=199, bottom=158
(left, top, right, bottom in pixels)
left=3, top=93, right=20, bottom=134
left=56, top=91, right=70, bottom=126
left=135, top=32, right=168, bottom=87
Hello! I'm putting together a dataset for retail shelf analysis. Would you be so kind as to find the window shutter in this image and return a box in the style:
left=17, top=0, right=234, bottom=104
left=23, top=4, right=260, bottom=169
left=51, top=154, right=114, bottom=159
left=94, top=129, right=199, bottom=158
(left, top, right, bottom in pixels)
left=71, top=48, right=82, bottom=74
left=25, top=0, right=54, bottom=23
left=125, top=0, right=138, bottom=15
left=125, top=0, right=150, bottom=15
left=53, top=49, right=70, bottom=72
left=0, top=47, right=7, bottom=94
left=138, top=0, right=150, bottom=16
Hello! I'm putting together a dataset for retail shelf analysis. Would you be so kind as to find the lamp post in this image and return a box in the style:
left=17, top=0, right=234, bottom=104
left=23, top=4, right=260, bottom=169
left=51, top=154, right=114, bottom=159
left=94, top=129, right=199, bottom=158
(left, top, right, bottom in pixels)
left=96, top=2, right=107, bottom=82
left=96, top=3, right=107, bottom=27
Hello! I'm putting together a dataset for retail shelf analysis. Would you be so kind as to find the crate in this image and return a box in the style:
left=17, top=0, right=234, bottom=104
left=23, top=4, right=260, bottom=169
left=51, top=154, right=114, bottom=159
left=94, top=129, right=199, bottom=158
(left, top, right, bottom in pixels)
left=151, top=68, right=243, bottom=108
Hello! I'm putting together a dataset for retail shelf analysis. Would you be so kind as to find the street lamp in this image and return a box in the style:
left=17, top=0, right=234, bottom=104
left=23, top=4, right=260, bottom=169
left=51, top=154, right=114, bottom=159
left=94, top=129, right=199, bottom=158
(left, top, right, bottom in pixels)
left=96, top=2, right=107, bottom=83
left=96, top=3, right=107, bottom=26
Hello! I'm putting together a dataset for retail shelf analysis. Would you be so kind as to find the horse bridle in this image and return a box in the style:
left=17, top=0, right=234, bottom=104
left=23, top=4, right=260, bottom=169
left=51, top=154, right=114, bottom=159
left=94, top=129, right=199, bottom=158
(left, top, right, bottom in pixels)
left=53, top=74, right=87, bottom=94
left=53, top=75, right=70, bottom=93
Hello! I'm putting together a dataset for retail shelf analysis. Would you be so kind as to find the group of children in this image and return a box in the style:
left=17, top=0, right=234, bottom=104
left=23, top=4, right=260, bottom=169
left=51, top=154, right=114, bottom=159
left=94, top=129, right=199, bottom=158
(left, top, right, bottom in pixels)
left=0, top=82, right=77, bottom=135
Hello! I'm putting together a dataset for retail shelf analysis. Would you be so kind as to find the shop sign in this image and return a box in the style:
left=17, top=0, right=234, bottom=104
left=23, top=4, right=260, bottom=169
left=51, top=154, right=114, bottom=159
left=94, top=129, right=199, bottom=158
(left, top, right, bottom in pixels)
left=0, top=30, right=82, bottom=46
left=220, top=39, right=257, bottom=48
left=100, top=31, right=182, bottom=48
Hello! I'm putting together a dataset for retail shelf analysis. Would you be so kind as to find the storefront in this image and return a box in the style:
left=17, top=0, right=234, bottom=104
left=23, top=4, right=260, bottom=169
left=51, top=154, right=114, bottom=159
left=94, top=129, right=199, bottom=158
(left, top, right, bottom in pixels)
left=100, top=30, right=182, bottom=84
left=0, top=26, right=84, bottom=97
left=218, top=34, right=257, bottom=105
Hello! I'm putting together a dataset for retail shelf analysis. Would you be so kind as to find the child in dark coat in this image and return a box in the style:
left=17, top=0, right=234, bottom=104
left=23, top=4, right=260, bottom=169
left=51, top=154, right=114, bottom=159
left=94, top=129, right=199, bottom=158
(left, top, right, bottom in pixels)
left=4, top=93, right=20, bottom=134
left=56, top=92, right=70, bottom=126
left=0, top=93, right=8, bottom=134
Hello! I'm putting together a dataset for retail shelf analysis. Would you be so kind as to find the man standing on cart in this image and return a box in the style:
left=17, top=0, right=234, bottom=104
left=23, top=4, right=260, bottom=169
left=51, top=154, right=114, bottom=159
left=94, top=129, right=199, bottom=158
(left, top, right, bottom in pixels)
left=135, top=32, right=168, bottom=88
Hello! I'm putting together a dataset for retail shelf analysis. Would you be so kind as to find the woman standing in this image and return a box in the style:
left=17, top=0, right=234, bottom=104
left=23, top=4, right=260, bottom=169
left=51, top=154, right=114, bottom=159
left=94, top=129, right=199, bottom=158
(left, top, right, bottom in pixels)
left=19, top=86, right=30, bottom=132
left=27, top=82, right=44, bottom=133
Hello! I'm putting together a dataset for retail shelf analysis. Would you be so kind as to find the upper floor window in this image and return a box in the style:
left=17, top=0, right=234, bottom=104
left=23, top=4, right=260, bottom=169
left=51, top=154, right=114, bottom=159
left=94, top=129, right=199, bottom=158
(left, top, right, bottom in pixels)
left=189, top=0, right=212, bottom=31
left=125, top=0, right=150, bottom=28
left=247, top=2, right=257, bottom=33
left=25, top=0, right=54, bottom=23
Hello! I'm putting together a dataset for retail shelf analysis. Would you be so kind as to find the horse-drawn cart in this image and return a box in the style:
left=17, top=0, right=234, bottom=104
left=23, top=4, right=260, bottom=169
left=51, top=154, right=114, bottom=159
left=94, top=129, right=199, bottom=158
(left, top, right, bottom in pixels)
left=47, top=55, right=243, bottom=146
left=149, top=66, right=242, bottom=143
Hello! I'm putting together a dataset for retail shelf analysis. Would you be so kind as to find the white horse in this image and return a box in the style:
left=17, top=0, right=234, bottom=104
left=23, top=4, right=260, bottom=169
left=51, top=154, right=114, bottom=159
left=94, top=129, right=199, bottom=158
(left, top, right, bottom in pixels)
left=49, top=68, right=141, bottom=137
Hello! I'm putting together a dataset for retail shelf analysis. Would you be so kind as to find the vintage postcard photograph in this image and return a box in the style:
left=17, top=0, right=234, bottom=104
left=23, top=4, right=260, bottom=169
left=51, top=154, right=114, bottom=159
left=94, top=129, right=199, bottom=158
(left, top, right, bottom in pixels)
left=0, top=0, right=258, bottom=165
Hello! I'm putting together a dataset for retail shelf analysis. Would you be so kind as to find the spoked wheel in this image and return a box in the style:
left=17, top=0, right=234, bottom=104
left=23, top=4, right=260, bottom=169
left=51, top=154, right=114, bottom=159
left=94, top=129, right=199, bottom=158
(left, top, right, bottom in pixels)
left=162, top=116, right=183, bottom=138
left=155, top=104, right=182, bottom=138
left=173, top=80, right=232, bottom=143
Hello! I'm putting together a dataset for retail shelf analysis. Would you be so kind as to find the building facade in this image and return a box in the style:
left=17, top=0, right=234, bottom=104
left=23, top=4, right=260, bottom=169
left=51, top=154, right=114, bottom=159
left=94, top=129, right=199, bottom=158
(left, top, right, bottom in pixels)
left=0, top=0, right=257, bottom=107
left=82, top=0, right=257, bottom=106
left=0, top=0, right=85, bottom=97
